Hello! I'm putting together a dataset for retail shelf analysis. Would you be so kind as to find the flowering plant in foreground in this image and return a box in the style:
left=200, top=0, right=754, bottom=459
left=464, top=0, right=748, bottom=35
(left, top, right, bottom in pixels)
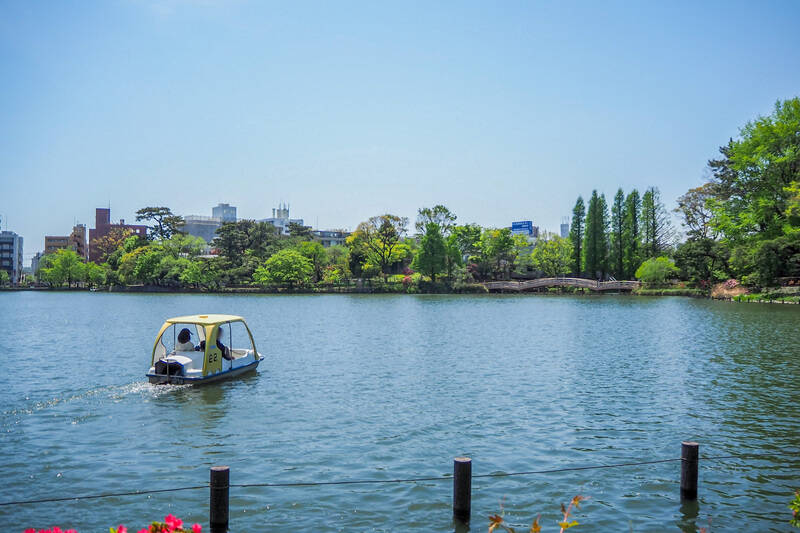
left=488, top=495, right=587, bottom=533
left=24, top=515, right=201, bottom=533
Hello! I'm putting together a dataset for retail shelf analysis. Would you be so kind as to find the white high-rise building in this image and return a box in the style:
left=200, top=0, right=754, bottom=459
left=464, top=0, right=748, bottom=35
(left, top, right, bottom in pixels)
left=259, top=203, right=304, bottom=235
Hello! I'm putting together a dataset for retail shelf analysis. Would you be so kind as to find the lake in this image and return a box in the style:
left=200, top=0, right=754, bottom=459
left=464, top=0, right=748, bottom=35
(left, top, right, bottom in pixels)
left=1, top=291, right=799, bottom=532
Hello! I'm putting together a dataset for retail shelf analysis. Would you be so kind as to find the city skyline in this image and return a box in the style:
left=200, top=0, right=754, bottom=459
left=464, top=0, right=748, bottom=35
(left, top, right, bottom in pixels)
left=2, top=1, right=800, bottom=262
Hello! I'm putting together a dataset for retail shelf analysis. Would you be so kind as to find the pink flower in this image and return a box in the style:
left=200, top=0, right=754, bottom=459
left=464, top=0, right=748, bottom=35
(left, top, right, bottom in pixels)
left=164, top=515, right=182, bottom=531
left=24, top=529, right=36, bottom=533
left=192, top=525, right=202, bottom=533
left=117, top=526, right=127, bottom=533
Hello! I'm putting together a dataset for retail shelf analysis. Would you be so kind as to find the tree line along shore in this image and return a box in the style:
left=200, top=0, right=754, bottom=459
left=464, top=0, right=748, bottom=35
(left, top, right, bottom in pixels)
left=6, top=97, right=798, bottom=302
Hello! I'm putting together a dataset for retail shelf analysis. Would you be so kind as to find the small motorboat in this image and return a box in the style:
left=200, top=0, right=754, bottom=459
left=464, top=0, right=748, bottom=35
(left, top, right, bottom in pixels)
left=147, top=314, right=263, bottom=384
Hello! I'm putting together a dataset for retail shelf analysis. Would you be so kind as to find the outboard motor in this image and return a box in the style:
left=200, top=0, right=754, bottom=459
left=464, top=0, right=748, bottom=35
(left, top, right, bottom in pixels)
left=155, top=359, right=185, bottom=377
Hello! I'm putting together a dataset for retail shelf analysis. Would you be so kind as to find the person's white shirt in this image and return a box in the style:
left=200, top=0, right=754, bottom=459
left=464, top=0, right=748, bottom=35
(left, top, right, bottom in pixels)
left=175, top=341, right=195, bottom=351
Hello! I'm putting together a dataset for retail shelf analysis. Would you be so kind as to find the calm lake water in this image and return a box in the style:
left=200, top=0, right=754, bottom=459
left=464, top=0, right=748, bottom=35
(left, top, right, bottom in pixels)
left=1, top=291, right=799, bottom=532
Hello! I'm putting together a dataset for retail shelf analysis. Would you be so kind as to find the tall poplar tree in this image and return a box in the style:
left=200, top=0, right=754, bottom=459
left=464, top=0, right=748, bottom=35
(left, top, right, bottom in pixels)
left=568, top=196, right=585, bottom=275
left=583, top=191, right=600, bottom=278
left=622, top=189, right=641, bottom=279
left=609, top=188, right=625, bottom=279
left=598, top=193, right=610, bottom=279
left=584, top=191, right=611, bottom=279
left=641, top=187, right=674, bottom=259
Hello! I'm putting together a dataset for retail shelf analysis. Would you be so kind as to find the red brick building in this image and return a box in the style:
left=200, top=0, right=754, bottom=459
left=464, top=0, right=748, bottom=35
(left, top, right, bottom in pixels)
left=89, top=208, right=147, bottom=262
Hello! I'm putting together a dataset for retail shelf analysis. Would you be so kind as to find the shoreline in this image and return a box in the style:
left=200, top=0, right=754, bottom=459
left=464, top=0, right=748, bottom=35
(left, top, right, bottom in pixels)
left=4, top=284, right=800, bottom=303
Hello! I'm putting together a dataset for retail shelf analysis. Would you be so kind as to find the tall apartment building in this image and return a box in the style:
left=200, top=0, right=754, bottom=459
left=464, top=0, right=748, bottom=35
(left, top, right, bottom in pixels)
left=0, top=230, right=24, bottom=284
left=44, top=224, right=88, bottom=259
left=89, top=208, right=147, bottom=262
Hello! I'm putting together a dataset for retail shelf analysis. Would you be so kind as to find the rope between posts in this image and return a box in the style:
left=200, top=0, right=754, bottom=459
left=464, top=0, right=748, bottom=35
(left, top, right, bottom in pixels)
left=1, top=450, right=796, bottom=507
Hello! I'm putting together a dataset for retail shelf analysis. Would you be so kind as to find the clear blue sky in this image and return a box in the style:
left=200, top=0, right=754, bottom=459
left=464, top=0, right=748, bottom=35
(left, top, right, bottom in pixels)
left=2, top=0, right=799, bottom=262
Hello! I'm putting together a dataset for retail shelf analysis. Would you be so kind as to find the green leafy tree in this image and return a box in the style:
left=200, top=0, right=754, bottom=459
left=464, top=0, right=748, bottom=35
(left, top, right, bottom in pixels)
left=478, top=228, right=515, bottom=280
left=212, top=220, right=279, bottom=277
left=354, top=214, right=408, bottom=281
left=158, top=255, right=192, bottom=286
left=91, top=227, right=134, bottom=264
left=694, top=98, right=800, bottom=287
left=417, top=205, right=460, bottom=281
left=609, top=188, right=625, bottom=278
left=641, top=187, right=674, bottom=259
left=213, top=220, right=252, bottom=265
left=297, top=240, right=328, bottom=282
left=415, top=205, right=457, bottom=235
left=510, top=233, right=534, bottom=274
left=43, top=249, right=86, bottom=287
left=136, top=207, right=185, bottom=241
left=84, top=261, right=106, bottom=288
left=583, top=191, right=608, bottom=279
left=160, top=234, right=206, bottom=258
left=674, top=238, right=730, bottom=285
left=118, top=247, right=149, bottom=284
left=531, top=234, right=572, bottom=277
left=413, top=222, right=447, bottom=282
left=443, top=233, right=463, bottom=282
left=622, top=189, right=641, bottom=279
left=345, top=231, right=369, bottom=278
left=253, top=249, right=313, bottom=287
left=452, top=223, right=483, bottom=260
left=569, top=196, right=585, bottom=275
left=675, top=183, right=717, bottom=240
left=132, top=247, right=167, bottom=285
left=288, top=222, right=313, bottom=240
left=635, top=256, right=679, bottom=284
left=0, top=269, right=9, bottom=286
left=325, top=245, right=351, bottom=279
left=708, top=98, right=800, bottom=243
left=180, top=258, right=221, bottom=288
left=35, top=253, right=55, bottom=282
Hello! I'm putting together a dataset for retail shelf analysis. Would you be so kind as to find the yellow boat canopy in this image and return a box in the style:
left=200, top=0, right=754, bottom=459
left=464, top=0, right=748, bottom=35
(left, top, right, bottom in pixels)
left=165, top=314, right=245, bottom=326
left=152, top=314, right=258, bottom=376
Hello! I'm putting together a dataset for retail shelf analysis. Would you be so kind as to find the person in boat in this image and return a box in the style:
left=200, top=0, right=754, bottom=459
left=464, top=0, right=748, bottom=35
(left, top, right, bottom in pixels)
left=193, top=327, right=233, bottom=361
left=175, top=328, right=195, bottom=351
left=216, top=327, right=234, bottom=361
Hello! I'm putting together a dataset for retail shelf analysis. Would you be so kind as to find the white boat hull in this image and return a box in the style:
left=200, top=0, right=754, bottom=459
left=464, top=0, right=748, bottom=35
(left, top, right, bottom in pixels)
left=147, top=351, right=262, bottom=385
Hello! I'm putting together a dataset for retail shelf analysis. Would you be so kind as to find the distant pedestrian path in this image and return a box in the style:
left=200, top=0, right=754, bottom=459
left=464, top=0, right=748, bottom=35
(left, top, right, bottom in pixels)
left=486, top=277, right=641, bottom=292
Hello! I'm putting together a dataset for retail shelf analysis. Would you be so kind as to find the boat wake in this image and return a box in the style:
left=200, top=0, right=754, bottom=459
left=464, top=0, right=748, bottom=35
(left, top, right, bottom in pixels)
left=2, top=381, right=190, bottom=420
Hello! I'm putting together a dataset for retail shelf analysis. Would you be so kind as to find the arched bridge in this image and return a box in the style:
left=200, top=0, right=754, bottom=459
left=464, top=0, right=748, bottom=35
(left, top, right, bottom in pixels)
left=486, top=277, right=641, bottom=292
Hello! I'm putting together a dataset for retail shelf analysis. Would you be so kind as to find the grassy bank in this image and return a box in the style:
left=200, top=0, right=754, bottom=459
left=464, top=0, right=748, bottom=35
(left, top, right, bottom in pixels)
left=733, top=293, right=800, bottom=304
left=633, top=287, right=706, bottom=297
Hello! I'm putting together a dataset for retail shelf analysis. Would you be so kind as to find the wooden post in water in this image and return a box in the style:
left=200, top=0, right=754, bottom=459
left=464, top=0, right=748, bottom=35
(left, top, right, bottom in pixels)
left=453, top=457, right=472, bottom=524
left=680, top=442, right=699, bottom=500
left=210, top=466, right=230, bottom=531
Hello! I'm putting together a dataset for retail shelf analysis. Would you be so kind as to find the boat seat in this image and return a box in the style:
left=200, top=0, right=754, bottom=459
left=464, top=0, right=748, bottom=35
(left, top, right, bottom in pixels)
left=171, top=351, right=203, bottom=370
